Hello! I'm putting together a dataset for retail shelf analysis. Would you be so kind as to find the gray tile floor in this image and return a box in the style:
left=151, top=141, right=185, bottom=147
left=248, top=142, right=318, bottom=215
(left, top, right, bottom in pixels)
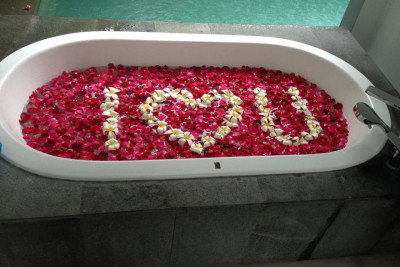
left=1, top=13, right=400, bottom=267
left=246, top=252, right=400, bottom=266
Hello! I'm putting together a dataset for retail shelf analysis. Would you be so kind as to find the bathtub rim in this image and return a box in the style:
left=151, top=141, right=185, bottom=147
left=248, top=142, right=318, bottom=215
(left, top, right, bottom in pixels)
left=0, top=31, right=390, bottom=181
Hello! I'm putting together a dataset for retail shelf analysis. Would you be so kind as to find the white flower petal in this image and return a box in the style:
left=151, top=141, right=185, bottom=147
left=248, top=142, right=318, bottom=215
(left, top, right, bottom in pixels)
left=178, top=138, right=187, bottom=146
left=169, top=135, right=178, bottom=141
left=282, top=139, right=293, bottom=146
left=157, top=127, right=166, bottom=134
left=190, top=143, right=203, bottom=154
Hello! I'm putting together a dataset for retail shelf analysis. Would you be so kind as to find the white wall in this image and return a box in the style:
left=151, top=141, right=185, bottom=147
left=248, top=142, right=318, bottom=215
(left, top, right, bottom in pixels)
left=352, top=0, right=400, bottom=93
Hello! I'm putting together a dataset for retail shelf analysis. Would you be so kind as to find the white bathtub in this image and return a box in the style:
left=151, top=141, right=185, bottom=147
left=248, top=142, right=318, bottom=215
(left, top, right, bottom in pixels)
left=0, top=32, right=390, bottom=181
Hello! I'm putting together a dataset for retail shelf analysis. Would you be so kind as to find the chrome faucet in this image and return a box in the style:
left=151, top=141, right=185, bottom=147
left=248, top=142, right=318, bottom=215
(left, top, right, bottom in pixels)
left=354, top=86, right=400, bottom=170
left=354, top=102, right=391, bottom=132
left=354, top=86, right=400, bottom=150
left=365, top=86, right=400, bottom=111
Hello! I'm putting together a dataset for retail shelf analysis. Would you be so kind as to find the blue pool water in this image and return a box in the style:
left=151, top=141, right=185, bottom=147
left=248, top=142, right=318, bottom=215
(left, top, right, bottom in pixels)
left=36, top=0, right=350, bottom=26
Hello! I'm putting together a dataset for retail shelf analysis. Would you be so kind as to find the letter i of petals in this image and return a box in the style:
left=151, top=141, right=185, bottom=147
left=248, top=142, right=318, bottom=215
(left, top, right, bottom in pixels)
left=102, top=87, right=120, bottom=151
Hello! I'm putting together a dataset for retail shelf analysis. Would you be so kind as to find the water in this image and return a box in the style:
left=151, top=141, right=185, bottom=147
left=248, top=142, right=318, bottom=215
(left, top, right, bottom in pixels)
left=36, top=0, right=350, bottom=26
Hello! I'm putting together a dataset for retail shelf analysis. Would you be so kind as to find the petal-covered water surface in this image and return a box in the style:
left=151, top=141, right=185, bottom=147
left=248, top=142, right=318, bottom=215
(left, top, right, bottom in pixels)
left=19, top=64, right=348, bottom=160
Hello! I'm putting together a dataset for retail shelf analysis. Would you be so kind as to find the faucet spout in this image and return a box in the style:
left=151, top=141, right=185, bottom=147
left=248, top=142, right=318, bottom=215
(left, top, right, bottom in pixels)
left=358, top=86, right=400, bottom=167
left=354, top=102, right=400, bottom=150
left=353, top=102, right=390, bottom=132
left=366, top=86, right=400, bottom=111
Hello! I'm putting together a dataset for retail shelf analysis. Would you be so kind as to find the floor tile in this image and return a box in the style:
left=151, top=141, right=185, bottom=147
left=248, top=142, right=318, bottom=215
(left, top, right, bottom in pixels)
left=155, top=21, right=211, bottom=34
left=80, top=210, right=175, bottom=267
left=242, top=201, right=340, bottom=265
left=311, top=26, right=366, bottom=57
left=97, top=19, right=155, bottom=32
left=311, top=199, right=399, bottom=259
left=0, top=15, right=32, bottom=59
left=170, top=205, right=261, bottom=267
left=80, top=177, right=263, bottom=214
left=0, top=218, right=84, bottom=267
left=0, top=157, right=83, bottom=220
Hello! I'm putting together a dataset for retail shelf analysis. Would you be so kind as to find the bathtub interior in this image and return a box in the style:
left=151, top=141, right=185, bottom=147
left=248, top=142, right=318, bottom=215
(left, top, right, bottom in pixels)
left=0, top=32, right=390, bottom=180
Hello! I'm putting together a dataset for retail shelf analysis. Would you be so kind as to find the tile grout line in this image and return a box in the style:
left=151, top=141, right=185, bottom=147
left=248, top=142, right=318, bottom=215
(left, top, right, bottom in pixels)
left=167, top=210, right=178, bottom=267
left=297, top=201, right=345, bottom=261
